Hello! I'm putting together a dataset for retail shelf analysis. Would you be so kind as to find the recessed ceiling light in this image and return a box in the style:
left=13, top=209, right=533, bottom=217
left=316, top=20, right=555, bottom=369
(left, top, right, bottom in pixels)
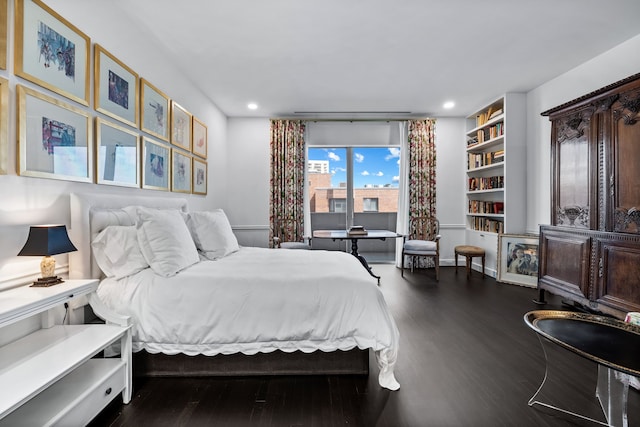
left=443, top=101, right=455, bottom=109
left=247, top=102, right=258, bottom=110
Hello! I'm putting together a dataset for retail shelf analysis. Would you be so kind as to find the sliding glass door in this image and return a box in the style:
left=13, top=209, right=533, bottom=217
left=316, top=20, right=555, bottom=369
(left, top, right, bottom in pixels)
left=308, top=146, right=400, bottom=261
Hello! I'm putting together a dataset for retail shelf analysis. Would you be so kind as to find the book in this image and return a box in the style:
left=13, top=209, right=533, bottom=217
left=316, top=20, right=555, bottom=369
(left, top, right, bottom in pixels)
left=347, top=225, right=368, bottom=235
left=489, top=108, right=503, bottom=119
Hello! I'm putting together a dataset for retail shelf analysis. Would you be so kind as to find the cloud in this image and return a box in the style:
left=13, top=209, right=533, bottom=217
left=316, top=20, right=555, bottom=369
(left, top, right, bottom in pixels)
left=385, top=147, right=401, bottom=160
left=354, top=153, right=364, bottom=163
left=376, top=171, right=384, bottom=177
left=361, top=170, right=370, bottom=176
left=392, top=176, right=399, bottom=182
left=328, top=152, right=340, bottom=161
left=332, top=167, right=346, bottom=174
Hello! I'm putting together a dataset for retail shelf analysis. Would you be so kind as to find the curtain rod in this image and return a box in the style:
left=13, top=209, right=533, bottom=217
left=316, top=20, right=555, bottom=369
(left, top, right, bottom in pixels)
left=270, top=117, right=433, bottom=122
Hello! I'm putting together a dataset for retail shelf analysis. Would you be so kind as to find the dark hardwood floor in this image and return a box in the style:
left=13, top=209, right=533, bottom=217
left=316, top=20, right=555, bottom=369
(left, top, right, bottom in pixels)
left=89, top=265, right=640, bottom=426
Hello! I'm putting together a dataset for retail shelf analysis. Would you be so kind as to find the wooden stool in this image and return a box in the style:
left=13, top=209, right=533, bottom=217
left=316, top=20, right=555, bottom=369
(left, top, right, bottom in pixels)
left=454, top=245, right=485, bottom=278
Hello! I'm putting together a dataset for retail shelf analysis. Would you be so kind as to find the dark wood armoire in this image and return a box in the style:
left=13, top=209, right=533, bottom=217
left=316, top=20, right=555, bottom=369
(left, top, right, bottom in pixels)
left=538, top=72, right=640, bottom=319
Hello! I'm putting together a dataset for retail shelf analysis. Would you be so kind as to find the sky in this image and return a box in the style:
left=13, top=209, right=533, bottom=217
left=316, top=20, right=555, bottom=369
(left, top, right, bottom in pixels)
left=308, top=147, right=401, bottom=188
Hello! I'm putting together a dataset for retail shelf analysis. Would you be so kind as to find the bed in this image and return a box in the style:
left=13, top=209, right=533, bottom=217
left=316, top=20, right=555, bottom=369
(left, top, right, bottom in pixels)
left=69, top=193, right=400, bottom=390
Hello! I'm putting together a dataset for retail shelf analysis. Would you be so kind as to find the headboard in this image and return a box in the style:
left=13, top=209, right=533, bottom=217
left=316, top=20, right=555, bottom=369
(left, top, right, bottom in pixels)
left=69, top=193, right=188, bottom=280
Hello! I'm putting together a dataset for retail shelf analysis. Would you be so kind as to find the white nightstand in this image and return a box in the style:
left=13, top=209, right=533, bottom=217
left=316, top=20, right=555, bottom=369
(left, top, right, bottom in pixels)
left=0, top=279, right=132, bottom=426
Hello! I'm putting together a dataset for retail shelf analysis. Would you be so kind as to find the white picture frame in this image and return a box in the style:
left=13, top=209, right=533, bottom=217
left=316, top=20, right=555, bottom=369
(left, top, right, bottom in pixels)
left=497, top=234, right=539, bottom=288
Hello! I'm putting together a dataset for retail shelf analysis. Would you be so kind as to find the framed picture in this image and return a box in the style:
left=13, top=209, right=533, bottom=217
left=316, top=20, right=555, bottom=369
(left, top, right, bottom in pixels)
left=16, top=84, right=92, bottom=182
left=0, top=77, right=8, bottom=174
left=140, top=78, right=169, bottom=142
left=141, top=137, right=170, bottom=191
left=171, top=148, right=191, bottom=193
left=14, top=0, right=90, bottom=105
left=497, top=234, right=539, bottom=288
left=0, top=0, right=7, bottom=70
left=171, top=101, right=191, bottom=151
left=95, top=117, right=140, bottom=188
left=192, top=157, right=207, bottom=195
left=191, top=116, right=207, bottom=158
left=94, top=44, right=139, bottom=128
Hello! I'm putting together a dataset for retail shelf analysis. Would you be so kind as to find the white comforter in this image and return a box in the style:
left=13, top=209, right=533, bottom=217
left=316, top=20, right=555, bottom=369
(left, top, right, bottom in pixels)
left=97, top=247, right=400, bottom=390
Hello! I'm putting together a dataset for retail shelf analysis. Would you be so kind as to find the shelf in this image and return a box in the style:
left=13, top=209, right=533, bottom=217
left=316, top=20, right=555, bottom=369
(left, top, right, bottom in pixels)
left=0, top=359, right=125, bottom=426
left=466, top=114, right=505, bottom=134
left=0, top=324, right=129, bottom=417
left=0, top=280, right=98, bottom=327
left=467, top=162, right=504, bottom=173
left=466, top=228, right=499, bottom=236
left=466, top=213, right=505, bottom=218
left=466, top=135, right=504, bottom=152
left=467, top=188, right=504, bottom=195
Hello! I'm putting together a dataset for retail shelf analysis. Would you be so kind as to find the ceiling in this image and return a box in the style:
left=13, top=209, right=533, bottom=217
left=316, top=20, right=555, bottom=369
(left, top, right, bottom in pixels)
left=48, top=0, right=640, bottom=118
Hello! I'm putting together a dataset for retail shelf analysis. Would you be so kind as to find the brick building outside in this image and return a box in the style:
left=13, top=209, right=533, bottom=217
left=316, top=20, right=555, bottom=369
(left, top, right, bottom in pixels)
left=309, top=172, right=398, bottom=213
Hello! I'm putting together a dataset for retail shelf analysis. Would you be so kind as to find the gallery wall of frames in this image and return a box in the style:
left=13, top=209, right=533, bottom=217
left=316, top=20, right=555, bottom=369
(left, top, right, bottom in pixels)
left=0, top=0, right=208, bottom=195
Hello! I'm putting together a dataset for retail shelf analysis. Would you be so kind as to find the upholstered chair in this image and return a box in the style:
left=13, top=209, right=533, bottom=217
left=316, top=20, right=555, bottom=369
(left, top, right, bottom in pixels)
left=272, top=218, right=311, bottom=249
left=401, top=216, right=440, bottom=280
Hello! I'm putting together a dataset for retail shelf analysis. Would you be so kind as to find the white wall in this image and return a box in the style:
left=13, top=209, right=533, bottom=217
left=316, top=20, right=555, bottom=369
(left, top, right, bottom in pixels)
left=525, top=34, right=640, bottom=234
left=226, top=118, right=271, bottom=247
left=0, top=1, right=227, bottom=289
left=434, top=117, right=466, bottom=264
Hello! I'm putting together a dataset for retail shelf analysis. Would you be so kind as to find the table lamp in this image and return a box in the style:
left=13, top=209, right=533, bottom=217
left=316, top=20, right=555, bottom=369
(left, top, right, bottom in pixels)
left=17, top=225, right=78, bottom=287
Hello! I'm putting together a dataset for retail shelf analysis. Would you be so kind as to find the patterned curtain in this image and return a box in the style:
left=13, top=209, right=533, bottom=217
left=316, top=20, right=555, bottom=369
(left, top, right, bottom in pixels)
left=269, top=120, right=306, bottom=247
left=407, top=119, right=437, bottom=266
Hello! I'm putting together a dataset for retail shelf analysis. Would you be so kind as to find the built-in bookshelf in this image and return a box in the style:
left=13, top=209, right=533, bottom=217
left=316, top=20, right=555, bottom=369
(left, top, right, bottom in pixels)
left=464, top=94, right=526, bottom=276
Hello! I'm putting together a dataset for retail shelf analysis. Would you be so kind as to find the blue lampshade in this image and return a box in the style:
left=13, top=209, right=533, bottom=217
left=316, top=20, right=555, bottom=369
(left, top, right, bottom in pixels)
left=17, top=225, right=77, bottom=257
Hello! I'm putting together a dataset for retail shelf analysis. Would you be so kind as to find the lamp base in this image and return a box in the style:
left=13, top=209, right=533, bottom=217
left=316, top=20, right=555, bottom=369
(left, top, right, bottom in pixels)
left=30, top=276, right=64, bottom=287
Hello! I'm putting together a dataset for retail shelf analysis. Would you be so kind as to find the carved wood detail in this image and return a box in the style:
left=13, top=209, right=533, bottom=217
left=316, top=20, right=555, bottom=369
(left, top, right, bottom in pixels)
left=613, top=90, right=640, bottom=125
left=555, top=110, right=592, bottom=143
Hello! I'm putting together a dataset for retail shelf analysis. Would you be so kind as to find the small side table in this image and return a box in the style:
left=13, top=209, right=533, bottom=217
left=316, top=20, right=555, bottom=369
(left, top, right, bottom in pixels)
left=454, top=245, right=485, bottom=278
left=525, top=310, right=640, bottom=427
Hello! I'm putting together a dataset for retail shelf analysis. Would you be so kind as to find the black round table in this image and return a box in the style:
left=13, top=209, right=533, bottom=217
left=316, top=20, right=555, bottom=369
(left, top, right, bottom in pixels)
left=525, top=310, right=640, bottom=427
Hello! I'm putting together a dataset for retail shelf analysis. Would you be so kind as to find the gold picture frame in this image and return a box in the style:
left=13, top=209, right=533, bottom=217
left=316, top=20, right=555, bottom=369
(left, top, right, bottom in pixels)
left=140, top=78, right=170, bottom=142
left=0, top=0, right=7, bottom=70
left=94, top=44, right=139, bottom=128
left=192, top=157, right=207, bottom=195
left=191, top=116, right=207, bottom=159
left=14, top=0, right=90, bottom=105
left=17, top=84, right=93, bottom=183
left=171, top=148, right=191, bottom=193
left=170, top=100, right=191, bottom=151
left=0, top=77, right=8, bottom=174
left=95, top=117, right=140, bottom=188
left=141, top=136, right=170, bottom=191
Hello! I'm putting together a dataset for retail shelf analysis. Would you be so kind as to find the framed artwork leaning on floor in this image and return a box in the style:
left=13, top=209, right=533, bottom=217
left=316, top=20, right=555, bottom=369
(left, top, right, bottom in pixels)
left=497, top=234, right=539, bottom=288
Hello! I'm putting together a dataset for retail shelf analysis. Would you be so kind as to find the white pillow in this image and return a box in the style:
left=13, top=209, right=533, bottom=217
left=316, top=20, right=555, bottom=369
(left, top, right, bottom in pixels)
left=135, top=207, right=200, bottom=277
left=92, top=226, right=149, bottom=279
left=185, top=209, right=239, bottom=260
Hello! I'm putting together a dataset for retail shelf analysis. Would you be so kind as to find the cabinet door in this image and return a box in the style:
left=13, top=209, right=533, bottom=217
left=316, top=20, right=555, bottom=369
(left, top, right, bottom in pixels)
left=538, top=227, right=591, bottom=302
left=610, top=84, right=640, bottom=234
left=594, top=236, right=640, bottom=313
left=550, top=107, right=597, bottom=229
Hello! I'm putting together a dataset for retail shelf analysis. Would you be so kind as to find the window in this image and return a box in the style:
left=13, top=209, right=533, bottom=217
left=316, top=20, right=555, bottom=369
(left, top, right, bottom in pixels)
left=307, top=147, right=400, bottom=214
left=305, top=122, right=403, bottom=262
left=363, top=198, right=379, bottom=212
left=330, top=198, right=346, bottom=213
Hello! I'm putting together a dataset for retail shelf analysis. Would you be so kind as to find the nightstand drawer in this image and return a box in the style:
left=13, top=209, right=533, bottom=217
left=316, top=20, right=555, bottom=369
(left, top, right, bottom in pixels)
left=62, top=360, right=126, bottom=426
left=0, top=359, right=126, bottom=426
